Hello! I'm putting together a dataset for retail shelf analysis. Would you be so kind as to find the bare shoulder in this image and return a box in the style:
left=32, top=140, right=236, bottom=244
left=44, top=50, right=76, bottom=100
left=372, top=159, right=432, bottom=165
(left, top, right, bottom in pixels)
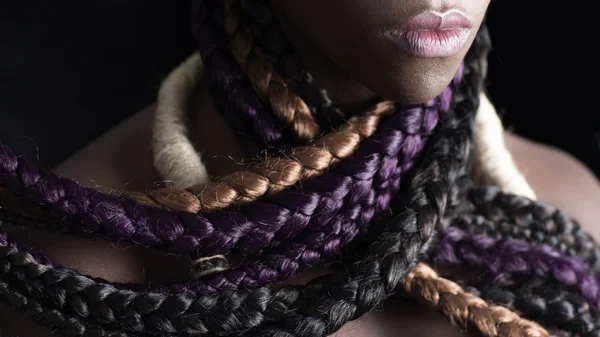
left=504, top=132, right=600, bottom=237
left=53, top=104, right=159, bottom=190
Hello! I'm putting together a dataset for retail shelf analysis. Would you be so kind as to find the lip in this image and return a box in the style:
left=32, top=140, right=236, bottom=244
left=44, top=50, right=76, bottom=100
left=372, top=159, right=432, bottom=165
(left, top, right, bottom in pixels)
left=385, top=10, right=473, bottom=58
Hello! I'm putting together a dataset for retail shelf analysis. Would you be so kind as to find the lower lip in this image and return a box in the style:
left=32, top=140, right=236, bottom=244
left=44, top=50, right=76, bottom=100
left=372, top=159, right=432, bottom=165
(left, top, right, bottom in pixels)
left=386, top=12, right=472, bottom=58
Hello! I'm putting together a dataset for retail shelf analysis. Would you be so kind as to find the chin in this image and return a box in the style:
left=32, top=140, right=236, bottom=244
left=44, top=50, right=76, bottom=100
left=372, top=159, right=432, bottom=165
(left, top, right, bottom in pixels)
left=371, top=67, right=459, bottom=105
left=394, top=81, right=452, bottom=105
left=360, top=59, right=461, bottom=104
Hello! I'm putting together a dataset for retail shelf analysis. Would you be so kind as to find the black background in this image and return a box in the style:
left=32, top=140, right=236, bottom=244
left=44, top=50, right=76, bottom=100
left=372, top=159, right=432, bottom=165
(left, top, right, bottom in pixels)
left=0, top=1, right=595, bottom=175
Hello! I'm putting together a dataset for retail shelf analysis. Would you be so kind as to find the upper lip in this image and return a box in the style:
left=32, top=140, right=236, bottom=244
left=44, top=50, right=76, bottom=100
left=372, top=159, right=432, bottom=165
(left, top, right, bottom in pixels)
left=394, top=9, right=473, bottom=32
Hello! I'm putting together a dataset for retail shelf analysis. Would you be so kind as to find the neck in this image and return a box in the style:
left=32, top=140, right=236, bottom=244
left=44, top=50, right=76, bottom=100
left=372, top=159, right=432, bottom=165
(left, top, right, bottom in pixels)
left=272, top=6, right=379, bottom=114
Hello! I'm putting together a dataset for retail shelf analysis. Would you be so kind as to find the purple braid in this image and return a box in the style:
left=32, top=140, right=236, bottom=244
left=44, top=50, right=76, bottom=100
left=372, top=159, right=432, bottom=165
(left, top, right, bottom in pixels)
left=433, top=227, right=600, bottom=308
left=0, top=82, right=454, bottom=292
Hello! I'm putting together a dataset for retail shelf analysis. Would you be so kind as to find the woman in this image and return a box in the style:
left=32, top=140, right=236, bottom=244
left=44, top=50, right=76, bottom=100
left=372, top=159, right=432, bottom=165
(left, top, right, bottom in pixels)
left=1, top=0, right=599, bottom=336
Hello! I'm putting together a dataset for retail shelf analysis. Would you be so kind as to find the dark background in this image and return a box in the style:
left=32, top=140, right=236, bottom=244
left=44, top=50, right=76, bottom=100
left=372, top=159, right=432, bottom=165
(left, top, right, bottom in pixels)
left=0, top=1, right=596, bottom=175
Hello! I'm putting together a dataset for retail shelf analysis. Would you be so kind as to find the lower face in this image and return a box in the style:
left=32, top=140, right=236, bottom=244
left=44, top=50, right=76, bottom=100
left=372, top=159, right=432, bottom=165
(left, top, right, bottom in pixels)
left=271, top=0, right=491, bottom=104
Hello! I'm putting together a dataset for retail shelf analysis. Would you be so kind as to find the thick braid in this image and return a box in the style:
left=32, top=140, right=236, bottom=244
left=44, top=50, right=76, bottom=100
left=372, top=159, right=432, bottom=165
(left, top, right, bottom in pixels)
left=218, top=30, right=486, bottom=337
left=0, top=227, right=133, bottom=337
left=403, top=264, right=548, bottom=337
left=433, top=227, right=600, bottom=308
left=0, top=90, right=439, bottom=259
left=450, top=185, right=600, bottom=276
left=153, top=52, right=211, bottom=189
left=245, top=264, right=549, bottom=337
left=239, top=0, right=350, bottom=129
left=154, top=99, right=396, bottom=212
left=193, top=0, right=293, bottom=150
left=0, top=282, right=136, bottom=337
left=223, top=0, right=321, bottom=141
left=0, top=74, right=465, bottom=320
left=0, top=33, right=484, bottom=335
left=476, top=281, right=600, bottom=337
left=0, top=232, right=549, bottom=337
left=472, top=93, right=537, bottom=199
left=239, top=0, right=300, bottom=82
left=0, top=65, right=456, bottom=288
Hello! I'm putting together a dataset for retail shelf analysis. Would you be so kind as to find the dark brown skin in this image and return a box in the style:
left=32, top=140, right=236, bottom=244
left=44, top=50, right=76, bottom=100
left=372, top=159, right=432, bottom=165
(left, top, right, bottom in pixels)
left=2, top=1, right=598, bottom=335
left=271, top=0, right=490, bottom=109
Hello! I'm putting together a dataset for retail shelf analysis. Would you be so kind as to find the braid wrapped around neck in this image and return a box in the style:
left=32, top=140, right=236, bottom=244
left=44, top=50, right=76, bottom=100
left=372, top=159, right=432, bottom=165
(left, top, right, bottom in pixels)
left=0, top=1, right=593, bottom=337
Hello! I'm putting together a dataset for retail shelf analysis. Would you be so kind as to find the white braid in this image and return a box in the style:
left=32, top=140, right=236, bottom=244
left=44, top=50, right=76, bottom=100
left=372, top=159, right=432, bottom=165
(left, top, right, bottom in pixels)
left=473, top=93, right=537, bottom=199
left=152, top=52, right=209, bottom=189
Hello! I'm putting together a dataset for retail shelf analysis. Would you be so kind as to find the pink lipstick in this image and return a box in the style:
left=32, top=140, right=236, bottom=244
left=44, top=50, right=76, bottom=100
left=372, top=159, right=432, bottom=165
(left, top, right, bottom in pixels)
left=386, top=10, right=472, bottom=58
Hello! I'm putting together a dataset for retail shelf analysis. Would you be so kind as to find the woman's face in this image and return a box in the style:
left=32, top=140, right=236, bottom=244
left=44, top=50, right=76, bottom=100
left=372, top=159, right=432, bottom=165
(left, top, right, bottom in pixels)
left=272, top=0, right=490, bottom=104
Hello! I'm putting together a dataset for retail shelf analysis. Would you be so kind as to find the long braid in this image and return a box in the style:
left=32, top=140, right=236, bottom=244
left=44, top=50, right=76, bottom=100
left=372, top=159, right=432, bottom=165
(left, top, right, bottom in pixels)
left=0, top=28, right=485, bottom=336
left=247, top=264, right=549, bottom=337
left=192, top=0, right=292, bottom=150
left=153, top=98, right=396, bottom=212
left=0, top=91, right=439, bottom=258
left=475, top=281, right=600, bottom=337
left=0, top=21, right=555, bottom=337
left=223, top=0, right=321, bottom=141
left=433, top=227, right=600, bottom=308
left=451, top=186, right=600, bottom=276
left=239, top=0, right=350, bottom=129
left=0, top=75, right=471, bottom=335
left=0, top=226, right=549, bottom=337
left=0, top=283, right=132, bottom=337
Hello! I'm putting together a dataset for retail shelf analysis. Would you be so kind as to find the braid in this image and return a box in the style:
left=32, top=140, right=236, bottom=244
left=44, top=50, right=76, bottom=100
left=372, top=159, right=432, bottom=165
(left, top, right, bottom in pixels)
left=244, top=264, right=549, bottom=337
left=239, top=0, right=300, bottom=82
left=0, top=62, right=468, bottom=322
left=451, top=186, right=600, bottom=276
left=153, top=99, right=396, bottom=212
left=192, top=0, right=290, bottom=150
left=472, top=94, right=536, bottom=199
left=0, top=83, right=445, bottom=266
left=239, top=0, right=350, bottom=129
left=0, top=12, right=550, bottom=337
left=478, top=281, right=600, bottom=337
left=0, top=235, right=549, bottom=337
left=403, top=264, right=548, bottom=337
left=0, top=66, right=457, bottom=289
left=0, top=282, right=134, bottom=337
left=223, top=0, right=320, bottom=141
left=433, top=227, right=600, bottom=307
left=0, top=30, right=486, bottom=335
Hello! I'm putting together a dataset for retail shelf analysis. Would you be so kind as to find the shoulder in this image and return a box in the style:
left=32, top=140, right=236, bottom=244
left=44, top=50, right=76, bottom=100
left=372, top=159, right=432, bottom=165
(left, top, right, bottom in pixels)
left=53, top=104, right=158, bottom=190
left=504, top=132, right=600, bottom=238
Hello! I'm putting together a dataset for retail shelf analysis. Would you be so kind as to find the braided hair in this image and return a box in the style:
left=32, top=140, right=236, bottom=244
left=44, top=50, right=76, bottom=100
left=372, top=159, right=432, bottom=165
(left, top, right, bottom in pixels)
left=0, top=0, right=594, bottom=336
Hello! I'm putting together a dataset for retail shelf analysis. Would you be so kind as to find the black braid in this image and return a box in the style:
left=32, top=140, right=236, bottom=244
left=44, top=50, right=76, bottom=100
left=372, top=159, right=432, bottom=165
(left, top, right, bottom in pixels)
left=451, top=185, right=600, bottom=276
left=470, top=281, right=600, bottom=337
left=0, top=280, right=133, bottom=337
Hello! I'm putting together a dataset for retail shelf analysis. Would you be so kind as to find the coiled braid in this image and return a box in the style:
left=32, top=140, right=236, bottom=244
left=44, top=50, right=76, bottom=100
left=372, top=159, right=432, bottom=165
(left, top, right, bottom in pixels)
left=0, top=76, right=471, bottom=336
left=0, top=87, right=439, bottom=255
left=152, top=97, right=398, bottom=212
left=0, top=217, right=549, bottom=337
left=0, top=28, right=485, bottom=335
left=477, top=281, right=600, bottom=337
left=403, top=264, right=548, bottom=337
left=451, top=186, right=600, bottom=276
left=433, top=227, right=600, bottom=308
